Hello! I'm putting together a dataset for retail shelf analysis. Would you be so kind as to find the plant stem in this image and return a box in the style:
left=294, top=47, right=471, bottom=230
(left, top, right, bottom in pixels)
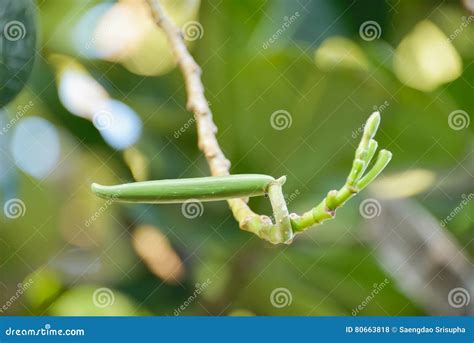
left=290, top=113, right=392, bottom=233
left=145, top=0, right=277, bottom=241
left=142, top=0, right=393, bottom=244
left=265, top=177, right=293, bottom=244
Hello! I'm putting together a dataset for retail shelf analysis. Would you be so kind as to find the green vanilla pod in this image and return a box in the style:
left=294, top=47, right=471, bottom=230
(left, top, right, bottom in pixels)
left=91, top=174, right=278, bottom=203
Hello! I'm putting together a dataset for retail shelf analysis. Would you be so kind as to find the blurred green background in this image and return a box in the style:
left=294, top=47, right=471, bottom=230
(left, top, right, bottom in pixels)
left=0, top=0, right=473, bottom=316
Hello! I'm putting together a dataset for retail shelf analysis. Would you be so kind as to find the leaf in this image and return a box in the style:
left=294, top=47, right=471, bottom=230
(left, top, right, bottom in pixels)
left=0, top=0, right=37, bottom=107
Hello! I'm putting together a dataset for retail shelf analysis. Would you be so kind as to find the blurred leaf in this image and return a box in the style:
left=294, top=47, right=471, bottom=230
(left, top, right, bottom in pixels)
left=393, top=20, right=462, bottom=92
left=93, top=0, right=200, bottom=76
left=132, top=225, right=185, bottom=284
left=315, top=36, right=369, bottom=71
left=48, top=285, right=147, bottom=316
left=370, top=169, right=437, bottom=199
left=228, top=309, right=255, bottom=316
left=0, top=0, right=37, bottom=107
left=367, top=197, right=474, bottom=316
left=24, top=268, right=63, bottom=309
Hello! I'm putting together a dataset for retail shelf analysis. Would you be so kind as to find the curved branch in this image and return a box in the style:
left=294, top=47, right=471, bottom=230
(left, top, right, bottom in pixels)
left=143, top=0, right=392, bottom=244
left=145, top=0, right=281, bottom=242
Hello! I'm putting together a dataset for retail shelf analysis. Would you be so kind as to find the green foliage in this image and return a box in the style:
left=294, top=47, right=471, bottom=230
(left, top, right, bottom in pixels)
left=0, top=0, right=472, bottom=316
left=0, top=0, right=36, bottom=107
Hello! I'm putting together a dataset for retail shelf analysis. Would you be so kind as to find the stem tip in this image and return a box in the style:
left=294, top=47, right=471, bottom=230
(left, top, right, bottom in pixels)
left=364, top=111, right=381, bottom=140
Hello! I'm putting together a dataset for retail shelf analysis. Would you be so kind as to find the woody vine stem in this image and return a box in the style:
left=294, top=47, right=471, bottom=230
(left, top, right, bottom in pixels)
left=141, top=0, right=392, bottom=244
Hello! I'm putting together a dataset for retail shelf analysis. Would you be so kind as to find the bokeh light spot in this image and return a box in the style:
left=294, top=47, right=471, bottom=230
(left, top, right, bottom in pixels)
left=10, top=116, right=60, bottom=179
left=93, top=99, right=143, bottom=150
left=394, top=20, right=462, bottom=92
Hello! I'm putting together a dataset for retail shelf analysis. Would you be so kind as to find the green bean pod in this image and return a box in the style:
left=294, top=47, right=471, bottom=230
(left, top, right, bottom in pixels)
left=91, top=174, right=276, bottom=203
